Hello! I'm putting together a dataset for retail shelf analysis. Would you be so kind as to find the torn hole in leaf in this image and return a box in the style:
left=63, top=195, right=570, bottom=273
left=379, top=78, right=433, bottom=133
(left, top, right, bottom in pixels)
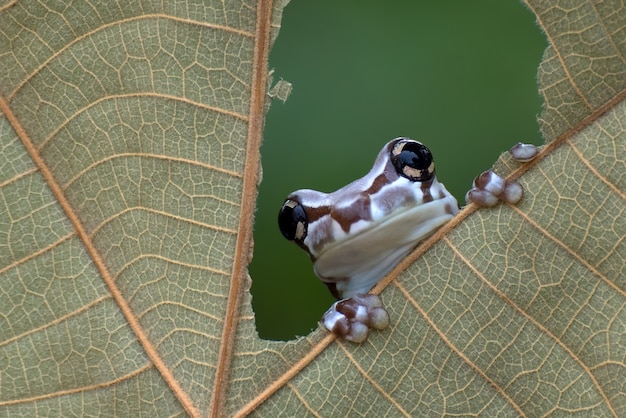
left=249, top=0, right=545, bottom=341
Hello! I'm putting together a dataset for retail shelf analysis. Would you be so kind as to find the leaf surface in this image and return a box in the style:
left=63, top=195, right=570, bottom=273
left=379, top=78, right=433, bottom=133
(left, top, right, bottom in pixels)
left=0, top=0, right=624, bottom=417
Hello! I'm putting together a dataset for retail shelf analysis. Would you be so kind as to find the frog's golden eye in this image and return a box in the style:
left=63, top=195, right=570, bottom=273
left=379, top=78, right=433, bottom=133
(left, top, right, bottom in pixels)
left=390, top=139, right=435, bottom=182
left=278, top=199, right=308, bottom=243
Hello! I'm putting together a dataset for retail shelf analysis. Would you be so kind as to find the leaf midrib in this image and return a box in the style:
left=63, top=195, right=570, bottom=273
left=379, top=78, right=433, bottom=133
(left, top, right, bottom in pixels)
left=0, top=59, right=202, bottom=418
left=210, top=0, right=274, bottom=416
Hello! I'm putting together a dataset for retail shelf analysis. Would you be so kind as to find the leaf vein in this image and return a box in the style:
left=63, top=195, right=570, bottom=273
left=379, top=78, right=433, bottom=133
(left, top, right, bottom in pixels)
left=0, top=363, right=153, bottom=407
left=137, top=301, right=224, bottom=324
left=523, top=1, right=593, bottom=111
left=8, top=14, right=254, bottom=101
left=0, top=166, right=38, bottom=189
left=211, top=0, right=273, bottom=415
left=568, top=140, right=626, bottom=202
left=442, top=235, right=618, bottom=417
left=510, top=204, right=625, bottom=298
left=39, top=92, right=248, bottom=154
left=0, top=94, right=201, bottom=418
left=0, top=295, right=111, bottom=349
left=115, top=253, right=230, bottom=279
left=286, top=382, right=322, bottom=418
left=393, top=280, right=527, bottom=417
left=0, top=232, right=74, bottom=276
left=588, top=2, right=626, bottom=67
left=337, top=340, right=412, bottom=417
left=90, top=206, right=237, bottom=241
left=233, top=333, right=335, bottom=418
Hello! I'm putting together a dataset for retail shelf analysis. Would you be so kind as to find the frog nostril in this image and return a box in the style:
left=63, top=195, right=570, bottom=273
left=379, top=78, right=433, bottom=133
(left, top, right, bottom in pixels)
left=390, top=138, right=435, bottom=182
left=278, top=199, right=308, bottom=243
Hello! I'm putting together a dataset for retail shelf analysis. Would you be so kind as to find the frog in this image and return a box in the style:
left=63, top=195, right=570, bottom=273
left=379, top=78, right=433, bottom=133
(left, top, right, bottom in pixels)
left=278, top=137, right=525, bottom=342
left=278, top=137, right=459, bottom=342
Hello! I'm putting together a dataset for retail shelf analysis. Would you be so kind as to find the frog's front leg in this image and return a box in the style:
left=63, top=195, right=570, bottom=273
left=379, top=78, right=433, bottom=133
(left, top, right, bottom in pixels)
left=465, top=142, right=536, bottom=207
left=321, top=294, right=390, bottom=343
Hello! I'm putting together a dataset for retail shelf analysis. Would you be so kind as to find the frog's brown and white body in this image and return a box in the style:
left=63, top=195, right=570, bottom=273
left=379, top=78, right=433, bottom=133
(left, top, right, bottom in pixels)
left=278, top=138, right=459, bottom=341
left=279, top=137, right=526, bottom=342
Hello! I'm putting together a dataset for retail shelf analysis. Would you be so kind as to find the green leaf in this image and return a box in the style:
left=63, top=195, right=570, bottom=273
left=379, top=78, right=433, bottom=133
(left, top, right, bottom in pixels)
left=0, top=1, right=624, bottom=417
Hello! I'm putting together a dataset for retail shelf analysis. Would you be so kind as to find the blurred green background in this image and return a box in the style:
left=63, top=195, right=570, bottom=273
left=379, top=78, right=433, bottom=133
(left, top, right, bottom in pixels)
left=250, top=0, right=547, bottom=340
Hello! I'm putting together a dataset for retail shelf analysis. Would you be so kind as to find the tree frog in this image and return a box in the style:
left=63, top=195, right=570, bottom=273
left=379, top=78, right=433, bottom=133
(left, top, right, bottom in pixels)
left=278, top=137, right=459, bottom=342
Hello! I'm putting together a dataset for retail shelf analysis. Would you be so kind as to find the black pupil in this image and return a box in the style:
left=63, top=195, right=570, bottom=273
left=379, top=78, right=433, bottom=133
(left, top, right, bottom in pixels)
left=278, top=200, right=307, bottom=242
left=398, top=142, right=431, bottom=170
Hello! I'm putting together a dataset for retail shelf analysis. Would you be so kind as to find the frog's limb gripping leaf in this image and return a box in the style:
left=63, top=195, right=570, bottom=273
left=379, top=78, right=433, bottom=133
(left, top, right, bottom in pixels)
left=465, top=169, right=525, bottom=206
left=321, top=293, right=390, bottom=343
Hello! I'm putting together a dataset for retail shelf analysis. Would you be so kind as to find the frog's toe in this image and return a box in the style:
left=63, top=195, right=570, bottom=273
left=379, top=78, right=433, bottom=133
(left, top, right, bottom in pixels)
left=368, top=307, right=390, bottom=330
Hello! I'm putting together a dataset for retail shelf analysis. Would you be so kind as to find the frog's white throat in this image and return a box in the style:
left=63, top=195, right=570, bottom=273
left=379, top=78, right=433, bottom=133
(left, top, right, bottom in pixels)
left=309, top=182, right=457, bottom=298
